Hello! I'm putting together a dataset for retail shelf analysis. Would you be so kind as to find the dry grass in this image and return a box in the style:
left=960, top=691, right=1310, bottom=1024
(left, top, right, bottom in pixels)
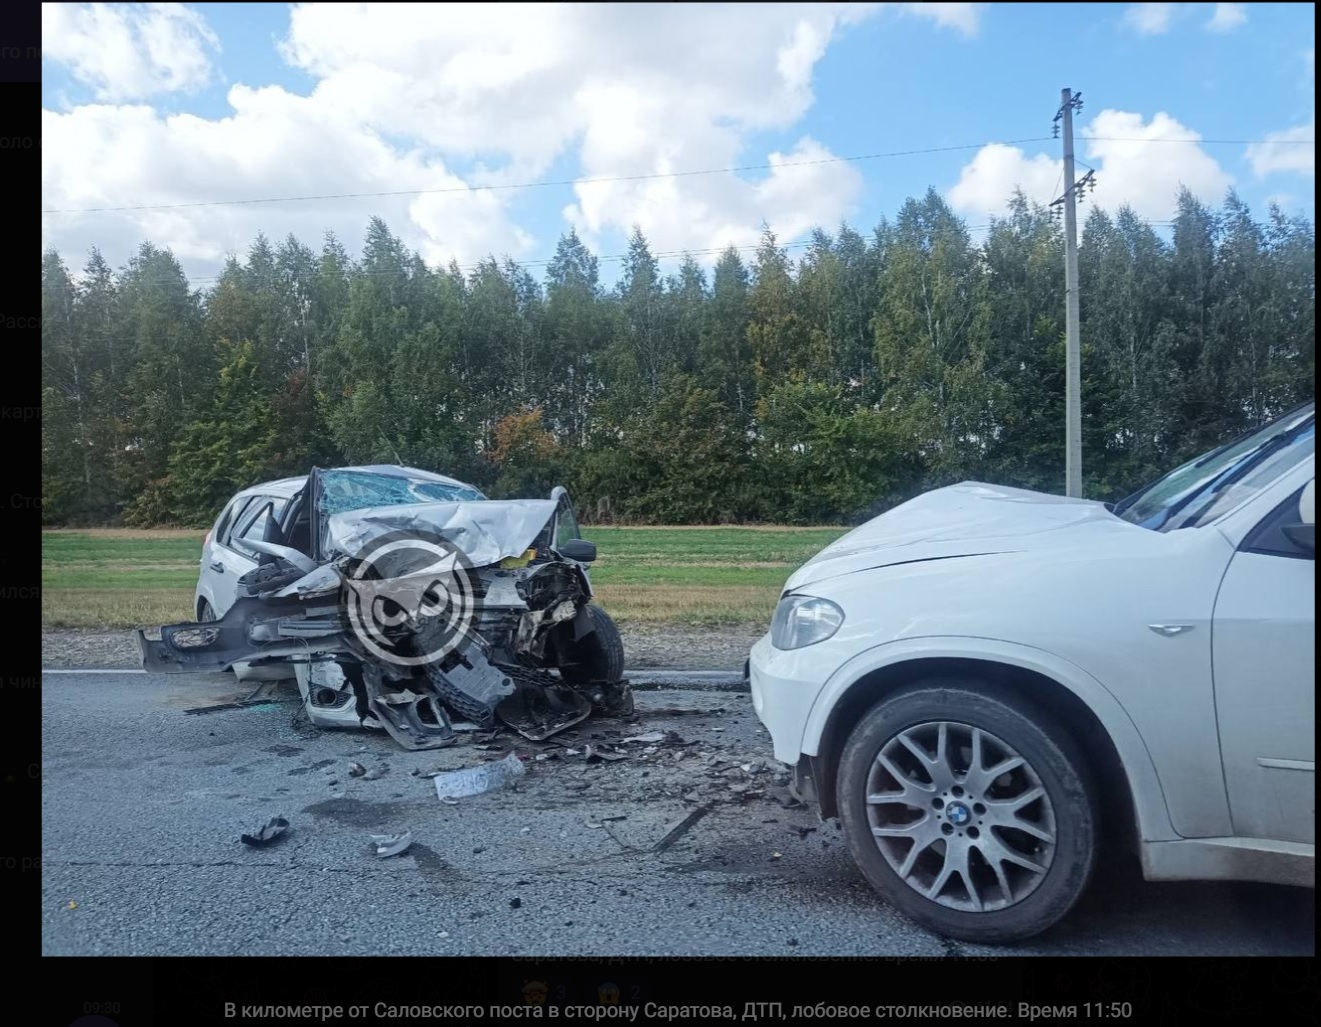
left=43, top=527, right=204, bottom=540
left=592, top=584, right=779, bottom=627
left=43, top=588, right=195, bottom=630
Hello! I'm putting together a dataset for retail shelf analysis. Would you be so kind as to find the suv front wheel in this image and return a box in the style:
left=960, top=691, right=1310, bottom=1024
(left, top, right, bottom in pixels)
left=836, top=680, right=1097, bottom=943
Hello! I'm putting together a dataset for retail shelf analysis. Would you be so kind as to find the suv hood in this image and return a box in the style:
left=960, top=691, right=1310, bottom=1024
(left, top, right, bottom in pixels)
left=785, top=482, right=1125, bottom=591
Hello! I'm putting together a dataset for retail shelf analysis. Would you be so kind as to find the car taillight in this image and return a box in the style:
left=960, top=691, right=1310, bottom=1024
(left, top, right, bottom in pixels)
left=204, top=530, right=212, bottom=546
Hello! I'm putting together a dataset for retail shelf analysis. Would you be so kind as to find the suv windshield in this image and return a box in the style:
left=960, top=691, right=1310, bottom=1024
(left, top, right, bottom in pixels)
left=1113, top=403, right=1315, bottom=531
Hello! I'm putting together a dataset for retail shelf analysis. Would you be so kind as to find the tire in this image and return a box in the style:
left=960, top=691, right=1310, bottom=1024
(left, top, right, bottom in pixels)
left=836, top=679, right=1097, bottom=943
left=557, top=604, right=626, bottom=684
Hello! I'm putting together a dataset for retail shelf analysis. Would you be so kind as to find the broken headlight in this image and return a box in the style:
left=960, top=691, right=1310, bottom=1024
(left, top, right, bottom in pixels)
left=770, top=595, right=844, bottom=651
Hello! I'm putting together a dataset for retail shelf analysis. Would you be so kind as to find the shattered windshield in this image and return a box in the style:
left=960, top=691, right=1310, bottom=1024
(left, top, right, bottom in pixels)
left=317, top=468, right=486, bottom=519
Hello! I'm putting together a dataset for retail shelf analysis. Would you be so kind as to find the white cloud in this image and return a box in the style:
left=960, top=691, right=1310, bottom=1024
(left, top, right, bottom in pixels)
left=565, top=136, right=864, bottom=257
left=1122, top=3, right=1175, bottom=35
left=1246, top=116, right=1316, bottom=177
left=42, top=3, right=220, bottom=101
left=947, top=144, right=1061, bottom=218
left=1205, top=3, right=1247, bottom=33
left=41, top=88, right=534, bottom=275
left=947, top=110, right=1234, bottom=223
left=43, top=3, right=976, bottom=279
left=902, top=3, right=982, bottom=37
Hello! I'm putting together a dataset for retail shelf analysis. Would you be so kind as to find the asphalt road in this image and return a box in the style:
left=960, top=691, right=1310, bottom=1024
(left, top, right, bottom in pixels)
left=42, top=670, right=1314, bottom=957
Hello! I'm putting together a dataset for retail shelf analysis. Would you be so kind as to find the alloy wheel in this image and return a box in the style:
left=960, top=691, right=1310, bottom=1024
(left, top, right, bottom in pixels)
left=865, top=720, right=1057, bottom=912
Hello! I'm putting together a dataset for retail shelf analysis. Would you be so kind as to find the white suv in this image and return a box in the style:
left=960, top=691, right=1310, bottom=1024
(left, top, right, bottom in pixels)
left=750, top=402, right=1314, bottom=942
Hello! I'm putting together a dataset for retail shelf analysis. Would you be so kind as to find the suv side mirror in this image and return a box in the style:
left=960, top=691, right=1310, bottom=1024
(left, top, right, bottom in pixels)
left=558, top=538, right=597, bottom=564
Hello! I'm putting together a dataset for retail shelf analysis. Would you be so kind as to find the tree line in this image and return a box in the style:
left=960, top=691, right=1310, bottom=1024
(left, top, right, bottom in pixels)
left=41, top=187, right=1314, bottom=527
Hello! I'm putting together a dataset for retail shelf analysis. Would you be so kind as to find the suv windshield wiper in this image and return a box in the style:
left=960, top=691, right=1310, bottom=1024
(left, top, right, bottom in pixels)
left=1112, top=434, right=1243, bottom=519
left=1150, top=420, right=1311, bottom=531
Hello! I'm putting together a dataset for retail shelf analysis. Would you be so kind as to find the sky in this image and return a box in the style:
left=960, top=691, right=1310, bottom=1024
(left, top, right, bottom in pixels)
left=41, top=2, right=1316, bottom=287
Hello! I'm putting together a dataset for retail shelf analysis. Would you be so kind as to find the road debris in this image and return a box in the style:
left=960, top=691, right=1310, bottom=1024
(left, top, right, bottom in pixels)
left=432, top=752, right=526, bottom=800
left=240, top=816, right=290, bottom=847
left=509, top=897, right=522, bottom=909
left=369, top=831, right=413, bottom=858
left=348, top=762, right=366, bottom=777
left=619, top=732, right=665, bottom=744
left=653, top=803, right=713, bottom=852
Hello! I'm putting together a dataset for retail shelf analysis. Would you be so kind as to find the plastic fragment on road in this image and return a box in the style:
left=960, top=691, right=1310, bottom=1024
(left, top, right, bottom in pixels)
left=240, top=816, right=290, bottom=847
left=653, top=804, right=713, bottom=852
left=619, top=732, right=665, bottom=744
left=369, top=831, right=413, bottom=858
left=433, top=751, right=526, bottom=800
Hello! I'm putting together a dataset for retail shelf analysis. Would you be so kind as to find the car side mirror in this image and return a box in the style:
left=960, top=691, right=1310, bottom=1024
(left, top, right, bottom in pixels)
left=558, top=538, right=597, bottom=563
left=1282, top=523, right=1314, bottom=554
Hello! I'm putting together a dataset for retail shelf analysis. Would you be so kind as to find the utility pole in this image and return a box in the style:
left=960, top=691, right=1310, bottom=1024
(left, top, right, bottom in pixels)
left=1052, top=88, right=1095, bottom=499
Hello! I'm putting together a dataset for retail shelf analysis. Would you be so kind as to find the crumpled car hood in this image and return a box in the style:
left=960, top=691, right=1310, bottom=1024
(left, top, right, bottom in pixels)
left=326, top=499, right=560, bottom=566
left=784, top=481, right=1125, bottom=591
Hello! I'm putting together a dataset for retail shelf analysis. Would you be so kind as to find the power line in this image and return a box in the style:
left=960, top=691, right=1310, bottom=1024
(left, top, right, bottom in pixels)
left=48, top=131, right=1312, bottom=216
left=42, top=134, right=1314, bottom=216
left=1088, top=136, right=1314, bottom=145
left=42, top=137, right=1059, bottom=215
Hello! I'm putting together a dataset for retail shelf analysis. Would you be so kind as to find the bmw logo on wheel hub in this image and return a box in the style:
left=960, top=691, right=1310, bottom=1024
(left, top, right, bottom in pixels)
left=946, top=801, right=972, bottom=827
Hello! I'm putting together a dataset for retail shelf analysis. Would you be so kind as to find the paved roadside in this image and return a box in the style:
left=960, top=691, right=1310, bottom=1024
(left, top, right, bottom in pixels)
left=41, top=623, right=764, bottom=672
left=41, top=671, right=1314, bottom=957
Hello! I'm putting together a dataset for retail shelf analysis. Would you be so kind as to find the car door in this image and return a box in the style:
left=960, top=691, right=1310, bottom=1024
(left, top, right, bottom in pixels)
left=1212, top=478, right=1315, bottom=844
left=198, top=496, right=242, bottom=617
left=200, top=496, right=256, bottom=616
left=209, top=496, right=273, bottom=615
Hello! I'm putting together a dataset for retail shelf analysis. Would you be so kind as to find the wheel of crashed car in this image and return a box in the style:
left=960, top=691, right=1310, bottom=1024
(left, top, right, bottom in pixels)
left=557, top=604, right=626, bottom=685
left=836, top=681, right=1097, bottom=944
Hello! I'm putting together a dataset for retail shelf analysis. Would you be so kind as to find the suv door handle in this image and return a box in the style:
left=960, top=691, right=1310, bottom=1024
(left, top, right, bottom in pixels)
left=209, top=561, right=225, bottom=573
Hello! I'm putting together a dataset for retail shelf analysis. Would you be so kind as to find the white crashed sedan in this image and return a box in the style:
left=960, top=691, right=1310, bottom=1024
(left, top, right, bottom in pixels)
left=750, top=402, right=1314, bottom=942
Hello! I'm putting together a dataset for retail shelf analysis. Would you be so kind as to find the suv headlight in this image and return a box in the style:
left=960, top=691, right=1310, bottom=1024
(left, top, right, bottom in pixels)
left=771, top=594, right=844, bottom=650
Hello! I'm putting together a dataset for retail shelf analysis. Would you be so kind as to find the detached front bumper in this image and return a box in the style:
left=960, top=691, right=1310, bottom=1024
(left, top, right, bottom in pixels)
left=137, top=595, right=349, bottom=674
